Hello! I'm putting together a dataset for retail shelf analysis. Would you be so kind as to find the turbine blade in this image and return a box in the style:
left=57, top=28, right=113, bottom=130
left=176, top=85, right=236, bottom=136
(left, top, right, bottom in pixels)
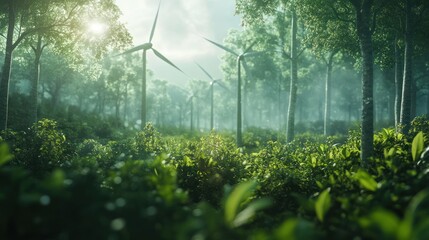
left=243, top=51, right=260, bottom=57
left=152, top=48, right=185, bottom=74
left=117, top=44, right=145, bottom=56
left=149, top=1, right=161, bottom=43
left=196, top=63, right=214, bottom=80
left=216, top=81, right=230, bottom=92
left=244, top=40, right=257, bottom=54
left=203, top=37, right=238, bottom=56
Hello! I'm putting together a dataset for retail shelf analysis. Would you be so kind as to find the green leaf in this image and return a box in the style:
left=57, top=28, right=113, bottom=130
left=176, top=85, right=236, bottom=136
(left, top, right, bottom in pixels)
left=233, top=198, right=272, bottom=227
left=225, top=180, right=257, bottom=225
left=353, top=169, right=378, bottom=191
left=275, top=218, right=317, bottom=240
left=412, top=132, right=424, bottom=161
left=315, top=188, right=331, bottom=222
left=275, top=219, right=299, bottom=239
left=0, top=143, right=13, bottom=167
left=359, top=209, right=400, bottom=237
left=399, top=190, right=429, bottom=240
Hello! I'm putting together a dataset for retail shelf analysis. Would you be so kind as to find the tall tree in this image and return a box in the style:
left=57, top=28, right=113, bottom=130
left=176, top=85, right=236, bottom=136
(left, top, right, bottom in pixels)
left=399, top=0, right=414, bottom=133
left=236, top=1, right=305, bottom=142
left=0, top=0, right=131, bottom=129
left=236, top=0, right=382, bottom=163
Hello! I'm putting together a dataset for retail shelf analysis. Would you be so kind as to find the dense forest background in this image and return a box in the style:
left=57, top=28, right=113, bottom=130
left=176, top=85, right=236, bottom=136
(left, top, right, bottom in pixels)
left=1, top=0, right=429, bottom=239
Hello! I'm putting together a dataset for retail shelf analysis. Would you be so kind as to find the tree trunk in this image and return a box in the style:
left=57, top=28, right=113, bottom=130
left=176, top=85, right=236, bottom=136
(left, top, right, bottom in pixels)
left=0, top=4, right=16, bottom=130
left=29, top=35, right=44, bottom=126
left=210, top=83, right=214, bottom=130
left=124, top=79, right=128, bottom=123
left=324, top=52, right=336, bottom=136
left=400, top=0, right=413, bottom=133
left=141, top=49, right=147, bottom=129
left=190, top=97, right=194, bottom=131
left=286, top=8, right=298, bottom=142
left=237, top=56, right=243, bottom=146
left=427, top=91, right=429, bottom=115
left=354, top=0, right=374, bottom=165
left=394, top=34, right=403, bottom=131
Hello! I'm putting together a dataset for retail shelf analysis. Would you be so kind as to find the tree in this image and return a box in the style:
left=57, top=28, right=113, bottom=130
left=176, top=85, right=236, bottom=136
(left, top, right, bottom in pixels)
left=236, top=0, right=382, bottom=163
left=0, top=0, right=131, bottom=130
left=236, top=0, right=306, bottom=142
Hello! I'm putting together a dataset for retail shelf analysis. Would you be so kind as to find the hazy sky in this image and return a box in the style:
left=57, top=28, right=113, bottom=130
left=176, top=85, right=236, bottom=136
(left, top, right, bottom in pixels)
left=115, top=0, right=242, bottom=87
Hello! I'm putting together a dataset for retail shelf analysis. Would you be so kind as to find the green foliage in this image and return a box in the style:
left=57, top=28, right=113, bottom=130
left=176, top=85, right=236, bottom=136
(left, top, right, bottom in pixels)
left=274, top=218, right=319, bottom=240
left=353, top=169, right=378, bottom=192
left=0, top=143, right=13, bottom=167
left=174, top=133, right=243, bottom=205
left=315, top=188, right=331, bottom=222
left=412, top=132, right=424, bottom=161
left=411, top=116, right=429, bottom=141
left=1, top=117, right=429, bottom=239
left=131, top=123, right=165, bottom=159
left=224, top=180, right=272, bottom=228
left=3, top=119, right=68, bottom=175
left=243, top=127, right=285, bottom=150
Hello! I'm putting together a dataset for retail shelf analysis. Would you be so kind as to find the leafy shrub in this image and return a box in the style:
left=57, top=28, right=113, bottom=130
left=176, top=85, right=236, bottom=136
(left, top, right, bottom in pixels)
left=74, top=139, right=115, bottom=170
left=174, top=133, right=245, bottom=206
left=411, top=115, right=429, bottom=144
left=3, top=119, right=68, bottom=175
left=243, top=127, right=285, bottom=150
left=131, top=123, right=165, bottom=159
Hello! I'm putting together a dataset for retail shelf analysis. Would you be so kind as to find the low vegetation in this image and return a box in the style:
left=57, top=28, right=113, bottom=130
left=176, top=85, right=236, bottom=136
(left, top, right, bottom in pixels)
left=1, top=116, right=429, bottom=239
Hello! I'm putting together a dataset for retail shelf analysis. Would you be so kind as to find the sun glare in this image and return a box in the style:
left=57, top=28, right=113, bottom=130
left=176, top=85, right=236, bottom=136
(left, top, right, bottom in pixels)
left=88, top=21, right=107, bottom=35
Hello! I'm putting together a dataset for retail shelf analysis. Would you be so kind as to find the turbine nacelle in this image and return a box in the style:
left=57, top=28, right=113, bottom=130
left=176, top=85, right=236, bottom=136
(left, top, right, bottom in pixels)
left=142, top=42, right=153, bottom=50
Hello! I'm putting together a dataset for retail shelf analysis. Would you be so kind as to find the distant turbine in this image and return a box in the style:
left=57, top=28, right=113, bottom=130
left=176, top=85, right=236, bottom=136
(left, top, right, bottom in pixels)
left=119, top=1, right=184, bottom=129
left=204, top=38, right=257, bottom=146
left=196, top=63, right=228, bottom=130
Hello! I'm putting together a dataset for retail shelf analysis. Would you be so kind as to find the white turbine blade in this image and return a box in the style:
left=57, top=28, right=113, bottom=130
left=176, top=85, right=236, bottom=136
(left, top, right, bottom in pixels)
left=152, top=48, right=185, bottom=74
left=203, top=37, right=239, bottom=56
left=149, top=1, right=161, bottom=43
left=196, top=63, right=215, bottom=81
left=116, top=44, right=145, bottom=56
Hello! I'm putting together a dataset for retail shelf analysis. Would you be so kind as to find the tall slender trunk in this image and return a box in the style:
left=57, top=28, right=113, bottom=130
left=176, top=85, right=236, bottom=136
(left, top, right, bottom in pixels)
left=410, top=76, right=416, bottom=118
left=324, top=52, right=336, bottom=136
left=386, top=70, right=395, bottom=124
left=210, top=83, right=214, bottom=130
left=242, top=75, right=248, bottom=129
left=190, top=97, right=194, bottom=131
left=0, top=4, right=16, bottom=130
left=427, top=91, right=429, bottom=115
left=394, top=34, right=403, bottom=130
left=141, top=50, right=147, bottom=129
left=237, top=56, right=243, bottom=146
left=286, top=8, right=298, bottom=142
left=278, top=77, right=282, bottom=131
left=400, top=0, right=413, bottom=133
left=29, top=35, right=44, bottom=125
left=124, top=84, right=128, bottom=123
left=354, top=0, right=374, bottom=165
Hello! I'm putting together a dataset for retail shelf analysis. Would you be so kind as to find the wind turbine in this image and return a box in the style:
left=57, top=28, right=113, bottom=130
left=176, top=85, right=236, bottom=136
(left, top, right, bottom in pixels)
left=196, top=63, right=228, bottom=130
left=119, top=1, right=184, bottom=129
left=204, top=38, right=257, bottom=146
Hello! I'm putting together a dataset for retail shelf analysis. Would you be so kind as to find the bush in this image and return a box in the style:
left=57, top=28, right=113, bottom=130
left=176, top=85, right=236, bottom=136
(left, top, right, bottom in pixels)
left=3, top=119, right=68, bottom=175
left=174, top=133, right=245, bottom=206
